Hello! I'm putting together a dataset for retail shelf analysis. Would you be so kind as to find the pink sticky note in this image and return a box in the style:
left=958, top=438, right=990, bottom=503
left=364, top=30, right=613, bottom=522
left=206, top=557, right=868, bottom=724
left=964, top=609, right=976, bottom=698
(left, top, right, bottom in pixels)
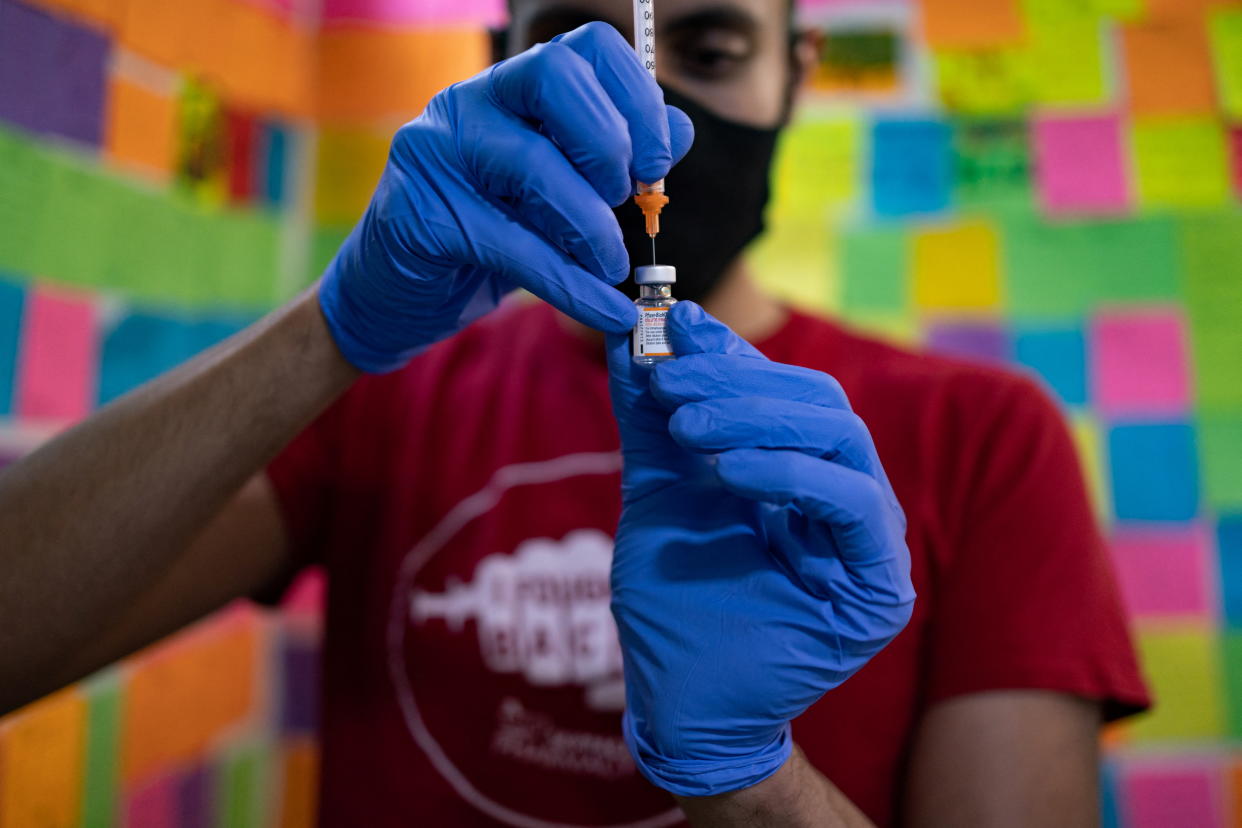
left=321, top=0, right=505, bottom=25
left=1121, top=762, right=1224, bottom=828
left=16, top=286, right=98, bottom=423
left=1091, top=308, right=1190, bottom=416
left=1109, top=525, right=1212, bottom=619
left=126, top=773, right=179, bottom=828
left=1033, top=114, right=1131, bottom=215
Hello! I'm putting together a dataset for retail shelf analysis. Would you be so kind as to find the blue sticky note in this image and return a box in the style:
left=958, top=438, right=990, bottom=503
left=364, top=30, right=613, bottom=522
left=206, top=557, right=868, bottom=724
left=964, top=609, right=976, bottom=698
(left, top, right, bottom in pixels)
left=98, top=312, right=251, bottom=405
left=1099, top=760, right=1121, bottom=828
left=98, top=313, right=193, bottom=405
left=870, top=118, right=952, bottom=217
left=1218, top=515, right=1242, bottom=627
left=1015, top=327, right=1087, bottom=407
left=0, top=276, right=23, bottom=416
left=260, top=122, right=288, bottom=208
left=1108, top=423, right=1200, bottom=522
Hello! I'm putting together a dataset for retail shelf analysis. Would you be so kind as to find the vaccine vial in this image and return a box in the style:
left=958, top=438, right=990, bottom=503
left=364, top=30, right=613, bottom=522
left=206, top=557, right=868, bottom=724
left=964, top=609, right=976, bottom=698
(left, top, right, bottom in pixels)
left=632, top=264, right=677, bottom=365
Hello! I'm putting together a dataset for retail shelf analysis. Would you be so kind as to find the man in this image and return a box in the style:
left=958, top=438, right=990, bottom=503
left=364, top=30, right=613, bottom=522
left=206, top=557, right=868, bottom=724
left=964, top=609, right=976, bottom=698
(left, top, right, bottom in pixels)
left=0, top=0, right=1147, bottom=824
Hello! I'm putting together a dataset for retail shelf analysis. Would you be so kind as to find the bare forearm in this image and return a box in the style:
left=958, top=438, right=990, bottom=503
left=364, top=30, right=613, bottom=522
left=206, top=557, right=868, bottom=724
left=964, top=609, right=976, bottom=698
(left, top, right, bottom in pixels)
left=0, top=288, right=357, bottom=711
left=674, top=745, right=874, bottom=828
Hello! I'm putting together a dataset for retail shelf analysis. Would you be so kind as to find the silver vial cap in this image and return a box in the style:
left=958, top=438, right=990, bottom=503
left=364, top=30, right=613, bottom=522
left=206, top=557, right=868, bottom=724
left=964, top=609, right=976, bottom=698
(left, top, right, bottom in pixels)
left=634, top=264, right=677, bottom=285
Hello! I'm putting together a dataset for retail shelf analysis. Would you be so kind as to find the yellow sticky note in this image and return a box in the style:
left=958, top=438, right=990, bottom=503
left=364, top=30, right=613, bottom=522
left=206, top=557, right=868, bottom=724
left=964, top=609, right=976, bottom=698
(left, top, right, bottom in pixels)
left=0, top=688, right=87, bottom=828
left=1132, top=119, right=1230, bottom=208
left=314, top=127, right=391, bottom=226
left=1130, top=627, right=1225, bottom=743
left=769, top=115, right=861, bottom=222
left=1070, top=413, right=1110, bottom=522
left=1210, top=8, right=1242, bottom=119
left=934, top=49, right=1034, bottom=115
left=748, top=217, right=839, bottom=314
left=1027, top=17, right=1108, bottom=106
left=912, top=220, right=1002, bottom=311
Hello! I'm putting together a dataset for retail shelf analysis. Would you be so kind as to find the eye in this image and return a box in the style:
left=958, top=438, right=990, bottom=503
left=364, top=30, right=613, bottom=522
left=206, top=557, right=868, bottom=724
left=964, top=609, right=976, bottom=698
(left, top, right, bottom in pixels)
left=669, top=29, right=754, bottom=80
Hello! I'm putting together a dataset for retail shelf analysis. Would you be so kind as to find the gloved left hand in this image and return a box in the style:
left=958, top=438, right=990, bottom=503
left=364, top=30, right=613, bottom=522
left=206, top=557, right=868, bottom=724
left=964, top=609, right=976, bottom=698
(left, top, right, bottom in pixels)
left=606, top=302, right=915, bottom=797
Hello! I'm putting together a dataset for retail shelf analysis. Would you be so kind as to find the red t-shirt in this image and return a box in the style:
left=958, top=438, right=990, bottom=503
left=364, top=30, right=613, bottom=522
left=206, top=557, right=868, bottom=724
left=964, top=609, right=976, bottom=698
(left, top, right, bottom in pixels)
left=268, top=300, right=1149, bottom=827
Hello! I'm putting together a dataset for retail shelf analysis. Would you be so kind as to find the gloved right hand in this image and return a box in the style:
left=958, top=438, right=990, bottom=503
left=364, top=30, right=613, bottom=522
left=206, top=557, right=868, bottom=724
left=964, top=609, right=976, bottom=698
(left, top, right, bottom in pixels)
left=318, top=22, right=695, bottom=373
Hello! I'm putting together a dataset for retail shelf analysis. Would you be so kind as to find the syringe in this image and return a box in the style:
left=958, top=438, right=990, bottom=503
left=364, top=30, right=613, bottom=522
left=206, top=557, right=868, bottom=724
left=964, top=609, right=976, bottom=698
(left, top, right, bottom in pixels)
left=632, top=0, right=667, bottom=264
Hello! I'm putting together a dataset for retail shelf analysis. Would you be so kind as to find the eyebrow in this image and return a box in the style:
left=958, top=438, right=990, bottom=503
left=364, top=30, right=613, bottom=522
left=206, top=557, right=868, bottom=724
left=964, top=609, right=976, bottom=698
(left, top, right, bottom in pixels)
left=524, top=4, right=759, bottom=43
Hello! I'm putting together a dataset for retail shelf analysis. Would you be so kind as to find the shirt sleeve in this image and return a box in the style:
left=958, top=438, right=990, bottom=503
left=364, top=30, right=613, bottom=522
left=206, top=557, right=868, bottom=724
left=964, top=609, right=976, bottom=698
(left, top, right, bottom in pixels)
left=922, top=373, right=1151, bottom=721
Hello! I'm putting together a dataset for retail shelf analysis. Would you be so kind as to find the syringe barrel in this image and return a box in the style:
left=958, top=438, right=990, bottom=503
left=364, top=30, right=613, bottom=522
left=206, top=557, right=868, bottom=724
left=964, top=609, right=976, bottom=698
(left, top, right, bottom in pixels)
left=633, top=0, right=656, bottom=78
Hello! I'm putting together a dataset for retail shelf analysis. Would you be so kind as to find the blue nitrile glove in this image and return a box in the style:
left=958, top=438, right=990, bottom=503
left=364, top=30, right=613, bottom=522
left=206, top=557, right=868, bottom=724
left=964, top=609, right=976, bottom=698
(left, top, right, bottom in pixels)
left=318, top=22, right=694, bottom=373
left=606, top=302, right=916, bottom=797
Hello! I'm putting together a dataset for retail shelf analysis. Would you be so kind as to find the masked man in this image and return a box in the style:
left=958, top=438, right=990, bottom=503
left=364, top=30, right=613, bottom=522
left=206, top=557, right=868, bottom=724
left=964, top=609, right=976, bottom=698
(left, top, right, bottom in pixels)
left=0, top=2, right=1147, bottom=825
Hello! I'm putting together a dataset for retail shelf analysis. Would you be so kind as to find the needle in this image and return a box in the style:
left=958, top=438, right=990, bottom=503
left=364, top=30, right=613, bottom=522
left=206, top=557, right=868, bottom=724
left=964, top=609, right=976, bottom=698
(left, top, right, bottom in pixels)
left=650, top=235, right=656, bottom=265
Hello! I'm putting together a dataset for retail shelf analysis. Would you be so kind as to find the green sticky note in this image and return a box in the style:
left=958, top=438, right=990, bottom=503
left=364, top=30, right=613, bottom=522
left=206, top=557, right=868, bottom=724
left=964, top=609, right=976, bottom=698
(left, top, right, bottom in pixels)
left=841, top=225, right=909, bottom=313
left=1222, top=632, right=1242, bottom=740
left=1130, top=627, right=1225, bottom=743
left=1199, top=415, right=1242, bottom=510
left=1180, top=213, right=1242, bottom=413
left=39, top=159, right=124, bottom=290
left=0, top=126, right=55, bottom=277
left=216, top=740, right=271, bottom=828
left=1133, top=119, right=1230, bottom=209
left=216, top=210, right=281, bottom=310
left=1210, top=9, right=1242, bottom=120
left=310, top=225, right=351, bottom=284
left=951, top=117, right=1032, bottom=210
left=80, top=671, right=121, bottom=828
left=1003, top=215, right=1179, bottom=317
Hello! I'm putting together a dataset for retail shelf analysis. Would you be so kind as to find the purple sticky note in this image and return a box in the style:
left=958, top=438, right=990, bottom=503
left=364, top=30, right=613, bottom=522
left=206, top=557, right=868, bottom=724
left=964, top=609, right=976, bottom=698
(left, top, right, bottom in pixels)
left=178, top=764, right=214, bottom=828
left=1109, top=525, right=1212, bottom=619
left=16, top=285, right=99, bottom=423
left=281, top=633, right=321, bottom=734
left=924, top=319, right=1011, bottom=363
left=0, top=0, right=109, bottom=146
left=1121, top=761, right=1225, bottom=828
left=1091, top=308, right=1190, bottom=417
left=1033, top=114, right=1131, bottom=216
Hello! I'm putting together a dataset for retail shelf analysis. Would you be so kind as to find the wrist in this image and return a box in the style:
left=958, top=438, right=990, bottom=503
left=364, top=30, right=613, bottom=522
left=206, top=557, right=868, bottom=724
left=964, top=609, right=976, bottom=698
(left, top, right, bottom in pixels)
left=623, top=711, right=792, bottom=798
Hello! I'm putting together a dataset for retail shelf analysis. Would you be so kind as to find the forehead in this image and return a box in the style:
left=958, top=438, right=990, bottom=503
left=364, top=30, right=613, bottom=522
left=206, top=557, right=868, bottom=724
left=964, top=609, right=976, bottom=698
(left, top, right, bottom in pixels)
left=510, top=0, right=786, bottom=40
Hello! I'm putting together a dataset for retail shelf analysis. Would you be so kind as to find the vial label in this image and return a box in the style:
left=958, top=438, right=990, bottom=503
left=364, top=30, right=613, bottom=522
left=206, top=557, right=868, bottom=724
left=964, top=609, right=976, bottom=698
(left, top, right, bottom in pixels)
left=633, top=306, right=672, bottom=358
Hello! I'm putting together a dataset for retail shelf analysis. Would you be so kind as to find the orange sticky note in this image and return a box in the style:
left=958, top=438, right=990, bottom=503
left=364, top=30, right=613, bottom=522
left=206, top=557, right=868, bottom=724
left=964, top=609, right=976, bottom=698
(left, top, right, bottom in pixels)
left=278, top=739, right=319, bottom=828
left=1142, top=0, right=1235, bottom=20
left=316, top=26, right=490, bottom=125
left=0, top=688, right=87, bottom=828
left=201, top=2, right=315, bottom=118
left=1122, top=18, right=1218, bottom=115
left=921, top=0, right=1025, bottom=48
left=105, top=76, right=178, bottom=178
left=912, top=220, right=1002, bottom=311
left=118, top=0, right=192, bottom=68
left=121, top=603, right=264, bottom=785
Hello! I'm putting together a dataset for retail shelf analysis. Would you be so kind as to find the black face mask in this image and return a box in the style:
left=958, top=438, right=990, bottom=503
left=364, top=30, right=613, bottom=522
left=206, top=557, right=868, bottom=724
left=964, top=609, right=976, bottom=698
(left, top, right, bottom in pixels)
left=614, top=85, right=782, bottom=305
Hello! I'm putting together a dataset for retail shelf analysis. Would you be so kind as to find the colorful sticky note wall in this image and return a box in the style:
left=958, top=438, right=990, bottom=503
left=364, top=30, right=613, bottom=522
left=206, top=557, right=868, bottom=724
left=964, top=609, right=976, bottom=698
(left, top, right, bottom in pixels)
left=1, top=0, right=1241, bottom=824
